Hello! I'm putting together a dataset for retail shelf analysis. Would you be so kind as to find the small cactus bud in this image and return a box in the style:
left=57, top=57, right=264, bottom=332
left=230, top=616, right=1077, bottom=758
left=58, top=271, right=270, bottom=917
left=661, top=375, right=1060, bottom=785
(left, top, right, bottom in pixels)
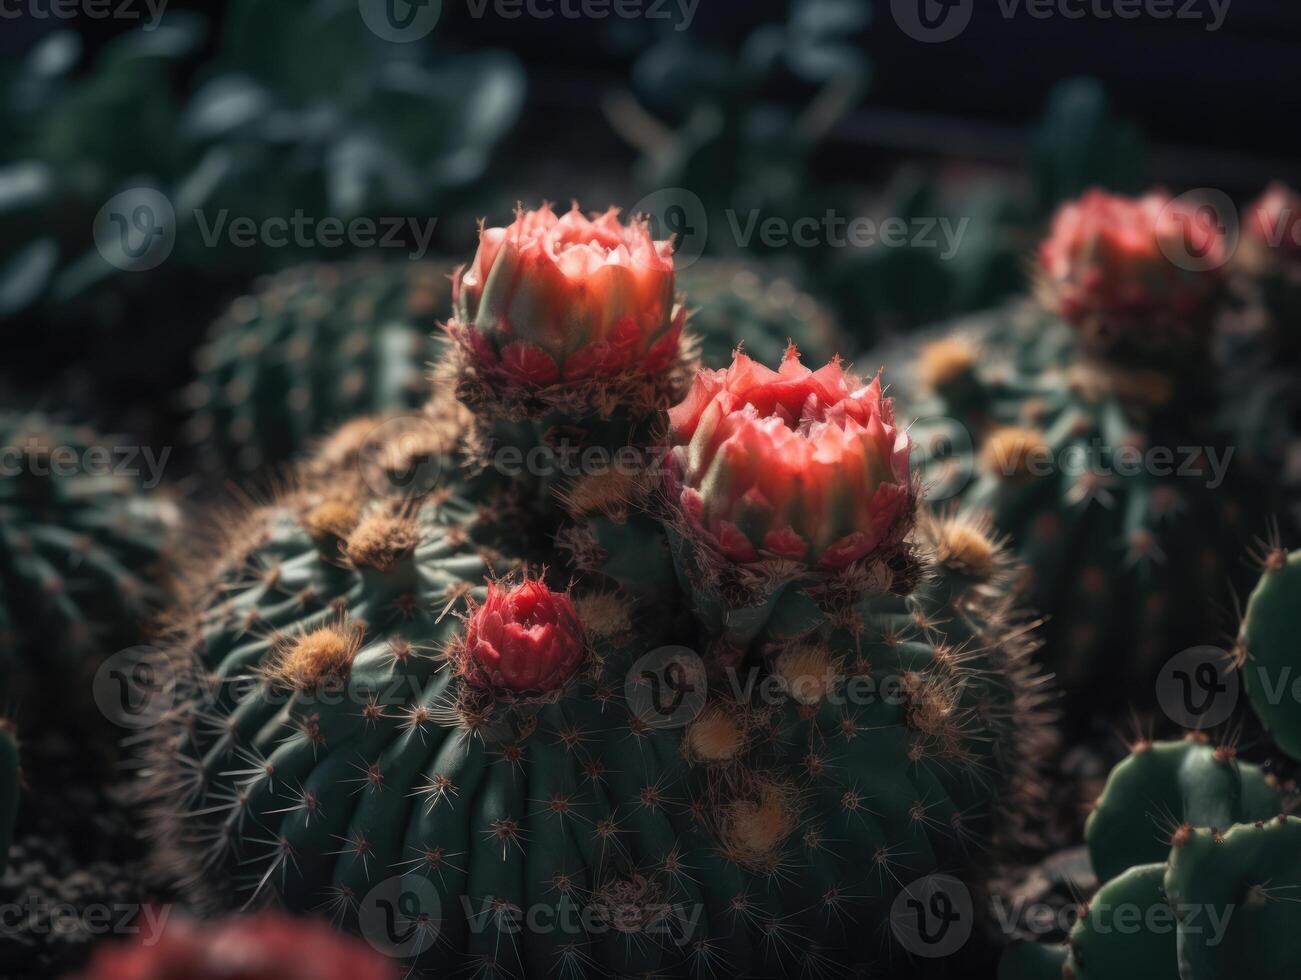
left=463, top=579, right=585, bottom=692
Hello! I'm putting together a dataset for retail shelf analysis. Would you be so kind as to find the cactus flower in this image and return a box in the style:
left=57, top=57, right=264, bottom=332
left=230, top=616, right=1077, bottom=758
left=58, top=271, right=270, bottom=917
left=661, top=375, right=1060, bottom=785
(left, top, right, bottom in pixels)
left=75, top=912, right=397, bottom=980
left=449, top=203, right=685, bottom=387
left=667, top=348, right=914, bottom=570
left=463, top=579, right=586, bottom=691
left=1037, top=189, right=1226, bottom=331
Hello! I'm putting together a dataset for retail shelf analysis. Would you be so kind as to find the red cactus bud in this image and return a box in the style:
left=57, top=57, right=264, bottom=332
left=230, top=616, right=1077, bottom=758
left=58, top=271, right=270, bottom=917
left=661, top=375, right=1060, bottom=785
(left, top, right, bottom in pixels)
left=1244, top=182, right=1301, bottom=265
left=74, top=912, right=397, bottom=980
left=667, top=348, right=914, bottom=570
left=1037, top=189, right=1225, bottom=330
left=464, top=579, right=586, bottom=691
left=448, top=203, right=685, bottom=387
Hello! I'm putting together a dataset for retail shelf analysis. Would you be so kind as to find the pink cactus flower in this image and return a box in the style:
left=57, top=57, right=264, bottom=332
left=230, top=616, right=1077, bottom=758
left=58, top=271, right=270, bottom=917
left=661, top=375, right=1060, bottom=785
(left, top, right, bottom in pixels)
left=448, top=203, right=685, bottom=387
left=667, top=347, right=914, bottom=571
left=1038, top=189, right=1226, bottom=330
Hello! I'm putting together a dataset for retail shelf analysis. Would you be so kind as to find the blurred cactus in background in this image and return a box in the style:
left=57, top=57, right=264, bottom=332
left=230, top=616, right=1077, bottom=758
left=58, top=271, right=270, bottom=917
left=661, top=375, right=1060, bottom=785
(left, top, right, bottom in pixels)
left=0, top=413, right=177, bottom=691
left=905, top=189, right=1268, bottom=733
left=1219, top=183, right=1301, bottom=528
left=185, top=258, right=452, bottom=477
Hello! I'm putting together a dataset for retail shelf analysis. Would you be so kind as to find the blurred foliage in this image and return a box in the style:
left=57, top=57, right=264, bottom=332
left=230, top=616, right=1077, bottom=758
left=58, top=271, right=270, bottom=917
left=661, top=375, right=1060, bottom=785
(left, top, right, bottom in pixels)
left=0, top=0, right=524, bottom=326
left=607, top=0, right=871, bottom=259
left=607, top=0, right=1147, bottom=348
left=828, top=77, right=1148, bottom=342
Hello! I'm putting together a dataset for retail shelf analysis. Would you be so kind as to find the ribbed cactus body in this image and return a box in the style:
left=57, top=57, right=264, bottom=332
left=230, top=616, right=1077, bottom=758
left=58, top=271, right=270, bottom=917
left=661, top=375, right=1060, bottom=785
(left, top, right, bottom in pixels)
left=186, top=259, right=451, bottom=475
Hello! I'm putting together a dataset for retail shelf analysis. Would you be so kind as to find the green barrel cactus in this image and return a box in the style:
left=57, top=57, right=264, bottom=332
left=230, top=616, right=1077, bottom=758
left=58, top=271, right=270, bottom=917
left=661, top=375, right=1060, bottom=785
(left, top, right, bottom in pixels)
left=1165, top=816, right=1301, bottom=980
left=1238, top=546, right=1301, bottom=760
left=906, top=189, right=1261, bottom=729
left=185, top=259, right=452, bottom=476
left=0, top=412, right=177, bottom=687
left=1085, top=736, right=1279, bottom=884
left=145, top=205, right=1054, bottom=977
left=677, top=259, right=849, bottom=369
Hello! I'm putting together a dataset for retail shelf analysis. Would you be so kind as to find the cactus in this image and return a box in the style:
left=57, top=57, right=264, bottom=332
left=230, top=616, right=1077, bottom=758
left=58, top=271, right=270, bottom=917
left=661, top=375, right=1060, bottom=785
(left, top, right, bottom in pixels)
left=1237, top=546, right=1301, bottom=760
left=144, top=205, right=1054, bottom=977
left=185, top=259, right=452, bottom=476
left=1085, top=735, right=1279, bottom=884
left=0, top=413, right=177, bottom=688
left=677, top=259, right=848, bottom=369
left=74, top=911, right=398, bottom=980
left=998, top=864, right=1178, bottom=980
left=907, top=190, right=1259, bottom=729
left=1164, top=816, right=1301, bottom=980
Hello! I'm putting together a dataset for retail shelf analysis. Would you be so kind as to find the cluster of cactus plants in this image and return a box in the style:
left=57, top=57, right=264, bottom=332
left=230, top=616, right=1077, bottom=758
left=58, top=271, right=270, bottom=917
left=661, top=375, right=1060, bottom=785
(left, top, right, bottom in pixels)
left=4, top=100, right=1301, bottom=974
left=136, top=202, right=1055, bottom=976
